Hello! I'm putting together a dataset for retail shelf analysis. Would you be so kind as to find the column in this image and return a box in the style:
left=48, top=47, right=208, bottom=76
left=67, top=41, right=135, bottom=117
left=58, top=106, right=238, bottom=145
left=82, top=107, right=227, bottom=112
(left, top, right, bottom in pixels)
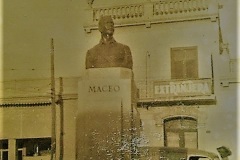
left=8, top=139, right=17, bottom=160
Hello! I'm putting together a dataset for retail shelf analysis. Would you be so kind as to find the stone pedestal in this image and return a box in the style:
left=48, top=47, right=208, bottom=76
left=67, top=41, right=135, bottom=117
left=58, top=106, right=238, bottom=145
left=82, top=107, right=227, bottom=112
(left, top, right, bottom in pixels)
left=76, top=68, right=139, bottom=160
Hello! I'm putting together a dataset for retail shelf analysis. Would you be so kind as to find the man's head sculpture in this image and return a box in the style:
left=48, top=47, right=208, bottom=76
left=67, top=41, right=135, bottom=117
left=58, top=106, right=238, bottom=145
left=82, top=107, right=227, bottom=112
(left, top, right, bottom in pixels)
left=98, top=16, right=115, bottom=36
left=85, top=15, right=133, bottom=69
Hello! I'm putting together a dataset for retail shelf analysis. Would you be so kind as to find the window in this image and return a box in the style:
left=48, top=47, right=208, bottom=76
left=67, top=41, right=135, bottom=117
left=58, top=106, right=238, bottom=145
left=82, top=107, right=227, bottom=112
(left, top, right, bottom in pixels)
left=16, top=138, right=51, bottom=159
left=0, top=140, right=8, bottom=160
left=164, top=117, right=198, bottom=148
left=171, top=46, right=198, bottom=79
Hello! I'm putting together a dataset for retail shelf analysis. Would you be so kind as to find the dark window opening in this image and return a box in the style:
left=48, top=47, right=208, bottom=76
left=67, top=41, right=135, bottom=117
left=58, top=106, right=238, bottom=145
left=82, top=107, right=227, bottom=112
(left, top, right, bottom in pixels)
left=17, top=138, right=51, bottom=159
left=171, top=46, right=198, bottom=79
left=0, top=140, right=8, bottom=150
left=0, top=140, right=8, bottom=160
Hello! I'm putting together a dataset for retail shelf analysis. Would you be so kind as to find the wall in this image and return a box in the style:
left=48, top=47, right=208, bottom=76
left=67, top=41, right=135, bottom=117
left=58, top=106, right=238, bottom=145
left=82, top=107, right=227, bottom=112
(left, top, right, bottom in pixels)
left=0, top=107, right=51, bottom=139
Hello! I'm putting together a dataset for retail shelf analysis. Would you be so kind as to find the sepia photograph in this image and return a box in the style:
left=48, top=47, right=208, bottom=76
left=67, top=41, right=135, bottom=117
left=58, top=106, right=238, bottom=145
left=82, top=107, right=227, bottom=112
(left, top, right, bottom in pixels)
left=0, top=0, right=238, bottom=159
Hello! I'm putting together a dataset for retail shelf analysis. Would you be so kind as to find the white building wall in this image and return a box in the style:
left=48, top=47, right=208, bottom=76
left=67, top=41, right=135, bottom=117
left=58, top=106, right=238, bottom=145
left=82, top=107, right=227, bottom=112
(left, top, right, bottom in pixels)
left=0, top=107, right=52, bottom=139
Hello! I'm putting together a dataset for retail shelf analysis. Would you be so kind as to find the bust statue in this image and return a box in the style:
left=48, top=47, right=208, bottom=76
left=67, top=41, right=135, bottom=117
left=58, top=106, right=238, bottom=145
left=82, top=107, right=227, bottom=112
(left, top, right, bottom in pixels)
left=85, top=16, right=133, bottom=69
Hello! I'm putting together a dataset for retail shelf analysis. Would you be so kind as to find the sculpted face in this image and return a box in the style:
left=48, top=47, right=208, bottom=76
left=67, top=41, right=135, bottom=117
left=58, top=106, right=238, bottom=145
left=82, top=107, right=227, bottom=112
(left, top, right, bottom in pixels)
left=86, top=15, right=133, bottom=69
left=99, top=16, right=114, bottom=36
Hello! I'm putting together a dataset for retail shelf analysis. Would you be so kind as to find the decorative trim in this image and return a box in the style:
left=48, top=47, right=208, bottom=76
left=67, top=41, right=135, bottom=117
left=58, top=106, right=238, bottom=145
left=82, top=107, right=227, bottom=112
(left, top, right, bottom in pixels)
left=0, top=102, right=51, bottom=108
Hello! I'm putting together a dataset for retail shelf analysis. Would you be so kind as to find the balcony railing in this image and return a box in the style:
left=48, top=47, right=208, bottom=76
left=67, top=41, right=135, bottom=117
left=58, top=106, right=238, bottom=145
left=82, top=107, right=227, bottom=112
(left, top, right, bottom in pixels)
left=84, top=0, right=218, bottom=32
left=93, top=4, right=144, bottom=21
left=153, top=0, right=209, bottom=16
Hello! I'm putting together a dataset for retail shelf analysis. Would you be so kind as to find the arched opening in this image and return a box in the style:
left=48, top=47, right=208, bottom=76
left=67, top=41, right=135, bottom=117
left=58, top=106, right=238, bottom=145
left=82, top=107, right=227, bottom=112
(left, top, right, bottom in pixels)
left=164, top=116, right=198, bottom=148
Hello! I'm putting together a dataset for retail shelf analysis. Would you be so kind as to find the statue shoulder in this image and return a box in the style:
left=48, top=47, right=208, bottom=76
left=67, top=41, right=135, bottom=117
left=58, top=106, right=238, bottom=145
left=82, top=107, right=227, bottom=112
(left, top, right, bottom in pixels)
left=87, top=44, right=101, bottom=54
left=116, top=42, right=131, bottom=50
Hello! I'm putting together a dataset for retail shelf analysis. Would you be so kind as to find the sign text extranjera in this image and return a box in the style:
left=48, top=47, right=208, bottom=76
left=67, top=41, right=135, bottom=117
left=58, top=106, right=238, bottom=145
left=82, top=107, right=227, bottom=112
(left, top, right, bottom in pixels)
left=154, top=79, right=212, bottom=97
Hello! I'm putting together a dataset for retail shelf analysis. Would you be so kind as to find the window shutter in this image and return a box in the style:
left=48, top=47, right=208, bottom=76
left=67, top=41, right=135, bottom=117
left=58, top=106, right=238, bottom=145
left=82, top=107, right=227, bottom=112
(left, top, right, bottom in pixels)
left=171, top=46, right=198, bottom=79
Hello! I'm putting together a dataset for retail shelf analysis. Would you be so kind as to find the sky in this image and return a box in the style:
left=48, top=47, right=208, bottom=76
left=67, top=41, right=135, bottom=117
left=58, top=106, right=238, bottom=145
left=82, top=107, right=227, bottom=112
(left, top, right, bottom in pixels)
left=2, top=0, right=86, bottom=80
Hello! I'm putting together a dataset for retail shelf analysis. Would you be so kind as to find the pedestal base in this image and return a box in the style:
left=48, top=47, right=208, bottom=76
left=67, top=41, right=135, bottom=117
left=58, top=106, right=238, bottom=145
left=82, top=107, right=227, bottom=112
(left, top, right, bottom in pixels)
left=76, top=68, right=139, bottom=159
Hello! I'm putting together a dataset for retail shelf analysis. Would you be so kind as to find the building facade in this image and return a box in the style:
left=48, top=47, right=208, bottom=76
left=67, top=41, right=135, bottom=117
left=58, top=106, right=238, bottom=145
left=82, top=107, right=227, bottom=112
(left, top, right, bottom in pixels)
left=82, top=0, right=237, bottom=157
left=0, top=78, right=78, bottom=160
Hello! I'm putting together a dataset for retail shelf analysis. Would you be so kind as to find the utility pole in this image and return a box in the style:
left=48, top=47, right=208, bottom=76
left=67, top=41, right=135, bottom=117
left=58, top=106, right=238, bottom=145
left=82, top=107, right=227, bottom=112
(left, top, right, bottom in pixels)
left=130, top=103, right=134, bottom=159
left=59, top=77, right=64, bottom=160
left=120, top=100, right=124, bottom=159
left=50, top=38, right=56, bottom=160
left=145, top=51, right=150, bottom=98
left=211, top=54, right=214, bottom=94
